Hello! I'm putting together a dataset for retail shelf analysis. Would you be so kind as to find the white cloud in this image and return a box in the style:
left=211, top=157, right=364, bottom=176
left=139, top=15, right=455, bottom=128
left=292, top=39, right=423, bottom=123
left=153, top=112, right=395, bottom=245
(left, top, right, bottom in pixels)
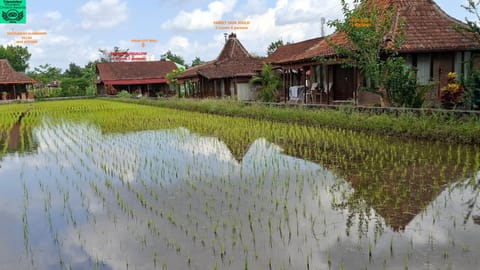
left=168, top=36, right=190, bottom=49
left=45, top=11, right=62, bottom=21
left=275, top=0, right=347, bottom=25
left=161, top=0, right=237, bottom=30
left=79, top=0, right=129, bottom=29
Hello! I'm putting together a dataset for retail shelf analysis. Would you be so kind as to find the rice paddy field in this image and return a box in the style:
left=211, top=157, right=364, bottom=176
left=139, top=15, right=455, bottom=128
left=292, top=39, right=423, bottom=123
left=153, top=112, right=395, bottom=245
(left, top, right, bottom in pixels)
left=0, top=99, right=479, bottom=270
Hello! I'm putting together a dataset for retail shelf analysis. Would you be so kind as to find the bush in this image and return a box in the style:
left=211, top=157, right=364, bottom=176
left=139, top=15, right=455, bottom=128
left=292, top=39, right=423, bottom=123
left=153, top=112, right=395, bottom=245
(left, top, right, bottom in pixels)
left=33, top=87, right=62, bottom=98
left=463, top=70, right=480, bottom=110
left=117, top=90, right=132, bottom=98
left=249, top=63, right=282, bottom=102
left=85, top=86, right=97, bottom=96
left=440, top=72, right=463, bottom=109
left=385, top=58, right=422, bottom=107
left=60, top=78, right=90, bottom=97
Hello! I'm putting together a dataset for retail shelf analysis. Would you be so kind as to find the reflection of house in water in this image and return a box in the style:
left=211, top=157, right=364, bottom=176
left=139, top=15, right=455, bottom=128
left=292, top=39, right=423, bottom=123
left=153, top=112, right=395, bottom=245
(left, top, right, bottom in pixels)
left=474, top=216, right=480, bottom=225
left=263, top=136, right=480, bottom=231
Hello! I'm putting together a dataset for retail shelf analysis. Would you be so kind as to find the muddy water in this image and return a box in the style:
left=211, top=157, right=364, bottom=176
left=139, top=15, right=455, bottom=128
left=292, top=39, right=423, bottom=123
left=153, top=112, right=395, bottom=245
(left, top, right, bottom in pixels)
left=0, top=121, right=479, bottom=270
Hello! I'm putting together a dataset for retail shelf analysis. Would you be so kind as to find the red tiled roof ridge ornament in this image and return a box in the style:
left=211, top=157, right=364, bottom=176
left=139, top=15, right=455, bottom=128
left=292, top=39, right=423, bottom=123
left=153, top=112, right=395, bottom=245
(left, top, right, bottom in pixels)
left=216, top=32, right=253, bottom=61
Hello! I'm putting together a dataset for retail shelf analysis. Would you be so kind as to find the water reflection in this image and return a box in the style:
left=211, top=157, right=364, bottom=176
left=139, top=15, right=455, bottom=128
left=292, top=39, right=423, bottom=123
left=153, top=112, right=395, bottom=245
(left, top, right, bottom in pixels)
left=0, top=121, right=479, bottom=269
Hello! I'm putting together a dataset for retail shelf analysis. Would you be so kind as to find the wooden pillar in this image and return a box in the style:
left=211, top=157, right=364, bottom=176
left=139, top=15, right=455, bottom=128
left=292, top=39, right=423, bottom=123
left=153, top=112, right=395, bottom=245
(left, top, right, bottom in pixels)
left=283, top=69, right=287, bottom=103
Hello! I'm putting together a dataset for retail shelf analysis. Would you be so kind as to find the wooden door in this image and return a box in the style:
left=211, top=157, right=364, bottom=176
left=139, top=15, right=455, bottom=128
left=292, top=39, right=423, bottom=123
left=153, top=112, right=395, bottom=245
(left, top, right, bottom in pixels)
left=432, top=53, right=454, bottom=93
left=333, top=66, right=354, bottom=100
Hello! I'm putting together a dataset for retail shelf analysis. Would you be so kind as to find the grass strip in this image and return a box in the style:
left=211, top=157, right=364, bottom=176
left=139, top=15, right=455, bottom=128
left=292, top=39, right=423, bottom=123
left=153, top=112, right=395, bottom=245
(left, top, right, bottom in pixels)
left=107, top=97, right=480, bottom=144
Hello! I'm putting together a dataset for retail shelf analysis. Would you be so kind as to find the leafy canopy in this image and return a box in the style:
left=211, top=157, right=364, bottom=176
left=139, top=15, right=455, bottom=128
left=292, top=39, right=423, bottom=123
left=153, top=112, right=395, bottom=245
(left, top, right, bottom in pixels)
left=0, top=45, right=31, bottom=72
left=328, top=0, right=406, bottom=91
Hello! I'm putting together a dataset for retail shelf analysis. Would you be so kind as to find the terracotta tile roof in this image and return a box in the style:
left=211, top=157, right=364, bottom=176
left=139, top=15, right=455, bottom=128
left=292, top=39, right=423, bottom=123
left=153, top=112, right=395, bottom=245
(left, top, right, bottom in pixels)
left=178, top=33, right=263, bottom=80
left=96, top=61, right=177, bottom=84
left=277, top=0, right=480, bottom=64
left=395, top=0, right=479, bottom=52
left=0, top=59, right=36, bottom=84
left=266, top=37, right=324, bottom=64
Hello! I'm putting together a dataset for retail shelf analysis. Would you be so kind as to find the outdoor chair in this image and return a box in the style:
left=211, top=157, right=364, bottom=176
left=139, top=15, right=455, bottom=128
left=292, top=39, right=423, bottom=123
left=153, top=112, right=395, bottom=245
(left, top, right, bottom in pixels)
left=306, top=82, right=319, bottom=103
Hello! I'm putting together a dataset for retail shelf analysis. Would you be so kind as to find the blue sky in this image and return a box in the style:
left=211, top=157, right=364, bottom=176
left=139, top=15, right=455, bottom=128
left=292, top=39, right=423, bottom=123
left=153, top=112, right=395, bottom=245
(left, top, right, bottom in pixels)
left=0, top=0, right=475, bottom=71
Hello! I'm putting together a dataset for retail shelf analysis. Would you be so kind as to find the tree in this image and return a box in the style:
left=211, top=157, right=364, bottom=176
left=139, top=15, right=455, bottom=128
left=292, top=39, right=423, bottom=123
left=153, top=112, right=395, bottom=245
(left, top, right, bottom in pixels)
left=27, top=64, right=62, bottom=84
left=267, top=39, right=284, bottom=56
left=161, top=50, right=185, bottom=67
left=165, top=68, right=185, bottom=97
left=0, top=45, right=31, bottom=72
left=61, top=77, right=90, bottom=97
left=63, top=62, right=83, bottom=78
left=459, top=0, right=480, bottom=42
left=327, top=0, right=407, bottom=106
left=249, top=63, right=282, bottom=102
left=191, top=56, right=203, bottom=67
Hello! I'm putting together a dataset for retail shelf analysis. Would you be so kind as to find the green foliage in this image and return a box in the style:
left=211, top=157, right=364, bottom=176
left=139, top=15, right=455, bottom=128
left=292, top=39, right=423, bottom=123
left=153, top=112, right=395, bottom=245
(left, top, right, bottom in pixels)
left=82, top=61, right=97, bottom=88
left=327, top=0, right=406, bottom=103
left=384, top=58, right=422, bottom=107
left=28, top=64, right=62, bottom=84
left=63, top=62, right=83, bottom=78
left=117, top=90, right=132, bottom=98
left=267, top=39, right=284, bottom=56
left=191, top=57, right=203, bottom=67
left=85, top=86, right=97, bottom=97
left=166, top=68, right=185, bottom=97
left=60, top=78, right=90, bottom=97
left=458, top=0, right=480, bottom=42
left=0, top=45, right=31, bottom=72
left=161, top=50, right=185, bottom=67
left=249, top=63, right=282, bottom=102
left=463, top=69, right=480, bottom=110
left=116, top=98, right=480, bottom=144
left=33, top=87, right=62, bottom=99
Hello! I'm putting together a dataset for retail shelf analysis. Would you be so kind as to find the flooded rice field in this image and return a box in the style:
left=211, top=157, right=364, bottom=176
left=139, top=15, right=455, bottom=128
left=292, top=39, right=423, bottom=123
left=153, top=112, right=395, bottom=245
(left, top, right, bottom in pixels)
left=1, top=100, right=480, bottom=270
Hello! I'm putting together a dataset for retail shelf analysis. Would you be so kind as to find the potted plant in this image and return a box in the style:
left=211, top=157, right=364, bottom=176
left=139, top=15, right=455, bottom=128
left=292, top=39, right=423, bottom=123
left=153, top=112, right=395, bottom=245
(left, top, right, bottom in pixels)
left=1, top=91, right=7, bottom=100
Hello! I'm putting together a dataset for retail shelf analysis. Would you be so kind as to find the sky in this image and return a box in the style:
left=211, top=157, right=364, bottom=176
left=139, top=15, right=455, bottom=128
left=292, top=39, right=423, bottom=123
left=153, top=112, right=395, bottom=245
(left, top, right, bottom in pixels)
left=0, top=0, right=475, bottom=71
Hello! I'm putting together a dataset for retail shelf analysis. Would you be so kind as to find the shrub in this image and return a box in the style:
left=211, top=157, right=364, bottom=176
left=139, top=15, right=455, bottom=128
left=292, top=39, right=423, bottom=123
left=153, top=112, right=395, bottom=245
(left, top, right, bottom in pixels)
left=249, top=63, right=282, bottom=102
left=440, top=72, right=463, bottom=109
left=117, top=90, right=132, bottom=98
left=85, top=86, right=97, bottom=96
left=60, top=78, right=90, bottom=97
left=463, top=70, right=480, bottom=110
left=384, top=57, right=422, bottom=107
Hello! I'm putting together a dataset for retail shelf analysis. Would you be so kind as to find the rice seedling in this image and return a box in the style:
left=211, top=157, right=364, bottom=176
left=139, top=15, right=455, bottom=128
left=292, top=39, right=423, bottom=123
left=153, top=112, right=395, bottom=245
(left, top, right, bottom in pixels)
left=1, top=99, right=479, bottom=270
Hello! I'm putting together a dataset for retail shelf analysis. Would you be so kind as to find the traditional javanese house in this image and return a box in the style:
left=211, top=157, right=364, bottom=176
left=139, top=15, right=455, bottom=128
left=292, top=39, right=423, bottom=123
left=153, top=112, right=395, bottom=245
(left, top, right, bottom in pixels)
left=96, top=61, right=177, bottom=96
left=268, top=0, right=480, bottom=105
left=177, top=33, right=263, bottom=100
left=0, top=59, right=35, bottom=101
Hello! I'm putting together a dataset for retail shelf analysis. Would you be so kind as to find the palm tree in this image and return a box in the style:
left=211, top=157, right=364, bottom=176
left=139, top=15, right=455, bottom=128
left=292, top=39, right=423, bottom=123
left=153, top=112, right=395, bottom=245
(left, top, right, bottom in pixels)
left=249, top=63, right=282, bottom=102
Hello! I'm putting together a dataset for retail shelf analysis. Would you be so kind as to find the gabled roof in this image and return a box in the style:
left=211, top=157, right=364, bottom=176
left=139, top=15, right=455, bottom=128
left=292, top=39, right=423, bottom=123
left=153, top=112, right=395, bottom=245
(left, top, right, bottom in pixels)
left=266, top=37, right=324, bottom=64
left=0, top=59, right=36, bottom=84
left=178, top=33, right=263, bottom=80
left=395, top=0, right=479, bottom=52
left=276, top=0, right=480, bottom=64
left=96, top=61, right=177, bottom=85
